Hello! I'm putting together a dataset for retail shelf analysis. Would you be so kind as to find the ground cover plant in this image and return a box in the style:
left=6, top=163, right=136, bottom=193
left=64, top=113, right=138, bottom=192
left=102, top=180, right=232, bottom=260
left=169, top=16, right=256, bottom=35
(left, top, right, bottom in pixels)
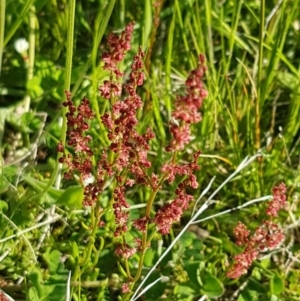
left=0, top=0, right=299, bottom=300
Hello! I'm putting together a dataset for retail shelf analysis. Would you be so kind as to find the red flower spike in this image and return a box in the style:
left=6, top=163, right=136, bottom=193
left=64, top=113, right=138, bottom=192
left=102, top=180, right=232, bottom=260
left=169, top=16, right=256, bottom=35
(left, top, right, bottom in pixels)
left=233, top=222, right=250, bottom=246
left=100, top=22, right=135, bottom=79
left=59, top=24, right=208, bottom=268
left=115, top=244, right=137, bottom=259
left=133, top=216, right=150, bottom=233
left=266, top=183, right=287, bottom=217
left=227, top=184, right=287, bottom=279
left=167, top=57, right=208, bottom=151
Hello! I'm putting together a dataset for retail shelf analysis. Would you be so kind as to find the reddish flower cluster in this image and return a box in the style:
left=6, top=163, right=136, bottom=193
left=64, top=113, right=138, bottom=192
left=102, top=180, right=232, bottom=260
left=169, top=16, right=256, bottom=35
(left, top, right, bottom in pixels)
left=227, top=221, right=285, bottom=278
left=101, top=47, right=154, bottom=178
left=266, top=182, right=287, bottom=217
left=132, top=216, right=150, bottom=233
left=115, top=243, right=137, bottom=259
left=232, top=222, right=250, bottom=246
left=227, top=184, right=287, bottom=278
left=113, top=185, right=130, bottom=237
left=122, top=282, right=131, bottom=293
left=99, top=22, right=134, bottom=99
left=58, top=24, right=154, bottom=211
left=147, top=56, right=208, bottom=234
left=101, top=22, right=134, bottom=78
left=59, top=23, right=208, bottom=267
left=166, top=54, right=208, bottom=151
left=153, top=152, right=201, bottom=234
left=101, top=44, right=156, bottom=238
left=115, top=238, right=143, bottom=260
left=57, top=91, right=94, bottom=180
left=57, top=92, right=109, bottom=207
left=99, top=25, right=207, bottom=249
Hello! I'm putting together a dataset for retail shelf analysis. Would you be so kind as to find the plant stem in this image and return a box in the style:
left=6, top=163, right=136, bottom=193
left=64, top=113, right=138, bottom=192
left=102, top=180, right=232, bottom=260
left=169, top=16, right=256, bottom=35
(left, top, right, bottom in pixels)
left=62, top=0, right=76, bottom=146
left=73, top=205, right=103, bottom=298
left=0, top=0, right=6, bottom=75
left=24, top=5, right=36, bottom=112
left=256, top=0, right=265, bottom=151
left=3, top=0, right=35, bottom=47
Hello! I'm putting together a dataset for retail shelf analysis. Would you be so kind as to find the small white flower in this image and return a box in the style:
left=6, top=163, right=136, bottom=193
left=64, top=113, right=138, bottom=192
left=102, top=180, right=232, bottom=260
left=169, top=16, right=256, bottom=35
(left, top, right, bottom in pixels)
left=14, top=38, right=29, bottom=54
left=83, top=175, right=95, bottom=187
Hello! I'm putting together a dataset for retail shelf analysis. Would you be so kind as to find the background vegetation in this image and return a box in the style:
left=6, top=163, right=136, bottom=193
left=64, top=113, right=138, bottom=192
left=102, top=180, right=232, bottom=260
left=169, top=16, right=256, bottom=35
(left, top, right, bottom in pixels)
left=0, top=0, right=299, bottom=300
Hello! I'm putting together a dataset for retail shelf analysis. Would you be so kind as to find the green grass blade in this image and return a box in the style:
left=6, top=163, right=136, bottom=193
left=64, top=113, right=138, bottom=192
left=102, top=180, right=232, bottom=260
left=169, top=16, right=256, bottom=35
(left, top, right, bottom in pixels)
left=4, top=0, right=35, bottom=47
left=0, top=0, right=6, bottom=75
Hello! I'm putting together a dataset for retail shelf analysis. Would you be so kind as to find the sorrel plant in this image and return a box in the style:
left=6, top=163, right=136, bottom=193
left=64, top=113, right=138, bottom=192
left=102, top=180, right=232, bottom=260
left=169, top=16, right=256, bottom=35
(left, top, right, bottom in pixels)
left=57, top=22, right=208, bottom=297
left=57, top=23, right=287, bottom=299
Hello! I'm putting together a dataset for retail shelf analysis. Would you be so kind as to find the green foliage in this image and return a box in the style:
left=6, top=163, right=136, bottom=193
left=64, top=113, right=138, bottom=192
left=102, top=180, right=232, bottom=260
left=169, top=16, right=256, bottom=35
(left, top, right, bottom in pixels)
left=28, top=249, right=68, bottom=301
left=56, top=186, right=84, bottom=209
left=270, top=274, right=284, bottom=295
left=199, top=270, right=224, bottom=298
left=0, top=0, right=299, bottom=300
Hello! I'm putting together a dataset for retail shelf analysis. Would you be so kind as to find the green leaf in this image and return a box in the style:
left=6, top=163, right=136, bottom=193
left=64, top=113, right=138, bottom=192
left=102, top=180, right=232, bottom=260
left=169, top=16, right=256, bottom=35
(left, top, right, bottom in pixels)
left=71, top=65, right=87, bottom=83
left=200, top=270, right=224, bottom=298
left=28, top=287, right=40, bottom=301
left=252, top=267, right=262, bottom=280
left=144, top=248, right=156, bottom=267
left=39, top=286, right=55, bottom=301
left=277, top=71, right=298, bottom=90
left=237, top=293, right=248, bottom=301
left=144, top=271, right=167, bottom=300
left=42, top=249, right=61, bottom=273
left=56, top=185, right=84, bottom=208
left=260, top=258, right=270, bottom=269
left=27, top=76, right=44, bottom=98
left=173, top=282, right=197, bottom=297
left=183, top=238, right=204, bottom=261
left=184, top=249, right=204, bottom=261
left=237, top=289, right=258, bottom=301
left=248, top=277, right=268, bottom=293
left=127, top=198, right=141, bottom=220
left=28, top=267, right=44, bottom=297
left=70, top=241, right=79, bottom=260
left=46, top=283, right=66, bottom=301
left=22, top=175, right=63, bottom=203
left=185, top=262, right=201, bottom=287
left=179, top=232, right=197, bottom=248
left=0, top=200, right=8, bottom=212
left=0, top=165, right=18, bottom=194
left=270, top=274, right=284, bottom=295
